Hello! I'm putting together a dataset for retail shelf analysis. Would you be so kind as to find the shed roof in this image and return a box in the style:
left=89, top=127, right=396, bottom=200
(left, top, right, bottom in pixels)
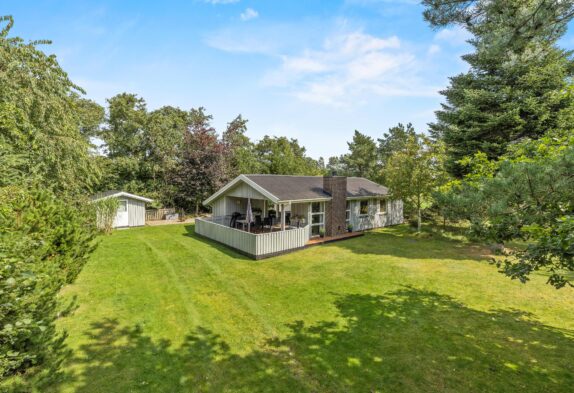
left=91, top=190, right=153, bottom=203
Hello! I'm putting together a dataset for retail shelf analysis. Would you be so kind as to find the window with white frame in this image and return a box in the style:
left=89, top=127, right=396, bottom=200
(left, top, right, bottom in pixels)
left=310, top=201, right=324, bottom=236
left=345, top=201, right=351, bottom=224
left=117, top=200, right=127, bottom=212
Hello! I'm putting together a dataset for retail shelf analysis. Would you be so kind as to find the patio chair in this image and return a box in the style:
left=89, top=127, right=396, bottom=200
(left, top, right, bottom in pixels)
left=268, top=210, right=277, bottom=219
left=263, top=214, right=275, bottom=232
left=230, top=212, right=242, bottom=228
left=254, top=215, right=263, bottom=232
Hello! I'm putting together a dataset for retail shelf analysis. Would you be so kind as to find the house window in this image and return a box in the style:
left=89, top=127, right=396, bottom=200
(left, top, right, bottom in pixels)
left=379, top=199, right=387, bottom=214
left=345, top=201, right=351, bottom=224
left=310, top=202, right=324, bottom=237
left=311, top=202, right=323, bottom=213
left=359, top=200, right=369, bottom=215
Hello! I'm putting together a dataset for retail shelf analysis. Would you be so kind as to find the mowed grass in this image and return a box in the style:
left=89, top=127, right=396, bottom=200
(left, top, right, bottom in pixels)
left=52, top=224, right=574, bottom=392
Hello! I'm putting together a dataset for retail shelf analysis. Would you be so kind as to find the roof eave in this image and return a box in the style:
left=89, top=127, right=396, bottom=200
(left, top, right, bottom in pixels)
left=91, top=191, right=153, bottom=203
left=347, top=194, right=388, bottom=200
left=277, top=197, right=332, bottom=204
left=203, top=175, right=280, bottom=206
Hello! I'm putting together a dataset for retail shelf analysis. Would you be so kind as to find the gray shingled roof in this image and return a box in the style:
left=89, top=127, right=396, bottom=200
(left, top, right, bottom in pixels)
left=346, top=177, right=389, bottom=198
left=244, top=175, right=388, bottom=201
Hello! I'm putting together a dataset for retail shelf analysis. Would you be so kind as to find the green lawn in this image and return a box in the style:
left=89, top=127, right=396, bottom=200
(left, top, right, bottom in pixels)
left=51, top=224, right=573, bottom=392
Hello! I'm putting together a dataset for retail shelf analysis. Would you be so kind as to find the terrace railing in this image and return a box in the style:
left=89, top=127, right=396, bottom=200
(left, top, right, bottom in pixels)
left=195, top=216, right=310, bottom=259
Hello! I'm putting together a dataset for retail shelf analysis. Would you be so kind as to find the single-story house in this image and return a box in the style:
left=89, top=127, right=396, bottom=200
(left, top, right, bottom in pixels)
left=197, top=174, right=403, bottom=259
left=91, top=190, right=153, bottom=228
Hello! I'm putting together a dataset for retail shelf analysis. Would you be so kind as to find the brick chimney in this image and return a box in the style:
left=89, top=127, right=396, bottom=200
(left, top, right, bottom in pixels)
left=323, top=175, right=347, bottom=237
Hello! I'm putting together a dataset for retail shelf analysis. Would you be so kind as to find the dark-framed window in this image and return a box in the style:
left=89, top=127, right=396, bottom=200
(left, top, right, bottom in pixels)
left=360, top=200, right=369, bottom=215
left=379, top=199, right=387, bottom=214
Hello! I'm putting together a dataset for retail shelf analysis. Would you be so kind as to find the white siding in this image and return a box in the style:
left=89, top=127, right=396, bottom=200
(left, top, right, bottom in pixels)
left=212, top=197, right=227, bottom=217
left=349, top=198, right=403, bottom=231
left=211, top=195, right=267, bottom=217
left=101, top=196, right=147, bottom=228
left=209, top=181, right=269, bottom=217
left=226, top=182, right=268, bottom=199
left=127, top=198, right=146, bottom=227
left=225, top=196, right=264, bottom=215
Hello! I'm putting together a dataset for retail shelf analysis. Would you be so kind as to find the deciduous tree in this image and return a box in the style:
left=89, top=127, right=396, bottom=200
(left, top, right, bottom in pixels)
left=222, top=115, right=261, bottom=177
left=143, top=106, right=190, bottom=204
left=0, top=15, right=100, bottom=196
left=385, top=135, right=446, bottom=232
left=254, top=136, right=322, bottom=175
left=0, top=16, right=98, bottom=387
left=170, top=108, right=226, bottom=214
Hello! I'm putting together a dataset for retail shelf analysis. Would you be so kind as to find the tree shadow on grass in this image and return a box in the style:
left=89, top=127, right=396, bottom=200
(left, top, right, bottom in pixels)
left=54, top=289, right=574, bottom=392
left=333, top=226, right=492, bottom=261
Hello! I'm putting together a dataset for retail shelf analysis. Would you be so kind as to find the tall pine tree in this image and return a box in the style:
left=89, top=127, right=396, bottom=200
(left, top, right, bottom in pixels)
left=424, top=0, right=574, bottom=177
left=343, top=130, right=379, bottom=180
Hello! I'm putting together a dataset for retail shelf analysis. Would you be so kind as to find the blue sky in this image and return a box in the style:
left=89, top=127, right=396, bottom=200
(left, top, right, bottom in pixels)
left=7, top=0, right=574, bottom=158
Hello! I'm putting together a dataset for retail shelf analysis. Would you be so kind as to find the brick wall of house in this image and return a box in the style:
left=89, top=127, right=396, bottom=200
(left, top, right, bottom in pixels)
left=323, top=176, right=347, bottom=236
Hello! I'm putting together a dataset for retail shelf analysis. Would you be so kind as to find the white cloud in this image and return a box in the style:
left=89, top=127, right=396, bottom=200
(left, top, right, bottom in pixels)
left=295, top=80, right=347, bottom=106
left=260, top=30, right=436, bottom=106
left=434, top=26, right=472, bottom=46
left=208, top=23, right=443, bottom=107
left=204, top=22, right=306, bottom=55
left=427, top=44, right=441, bottom=55
left=282, top=56, right=327, bottom=73
left=240, top=8, right=259, bottom=21
left=206, top=31, right=276, bottom=54
left=326, top=32, right=400, bottom=55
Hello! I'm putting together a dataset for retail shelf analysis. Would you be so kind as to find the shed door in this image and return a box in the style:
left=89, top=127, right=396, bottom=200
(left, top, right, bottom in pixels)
left=114, top=200, right=129, bottom=227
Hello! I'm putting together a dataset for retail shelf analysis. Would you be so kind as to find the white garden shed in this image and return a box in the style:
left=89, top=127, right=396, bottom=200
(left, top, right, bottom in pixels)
left=91, top=190, right=153, bottom=228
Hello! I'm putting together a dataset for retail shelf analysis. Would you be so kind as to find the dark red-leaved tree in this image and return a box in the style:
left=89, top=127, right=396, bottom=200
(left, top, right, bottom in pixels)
left=170, top=107, right=226, bottom=214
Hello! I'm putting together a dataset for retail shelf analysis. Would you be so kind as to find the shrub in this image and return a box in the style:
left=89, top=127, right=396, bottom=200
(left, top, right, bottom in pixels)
left=0, top=186, right=96, bottom=387
left=93, top=197, right=119, bottom=234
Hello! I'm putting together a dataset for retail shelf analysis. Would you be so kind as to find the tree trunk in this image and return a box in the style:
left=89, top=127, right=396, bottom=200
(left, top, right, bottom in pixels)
left=195, top=202, right=199, bottom=216
left=417, top=194, right=422, bottom=232
left=417, top=208, right=422, bottom=232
